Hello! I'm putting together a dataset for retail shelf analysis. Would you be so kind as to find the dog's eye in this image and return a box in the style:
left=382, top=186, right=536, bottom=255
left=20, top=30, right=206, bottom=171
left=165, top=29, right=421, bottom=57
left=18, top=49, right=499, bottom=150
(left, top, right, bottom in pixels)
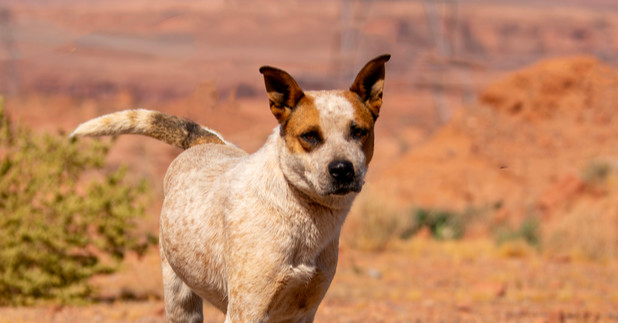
left=300, top=131, right=321, bottom=145
left=350, top=126, right=368, bottom=140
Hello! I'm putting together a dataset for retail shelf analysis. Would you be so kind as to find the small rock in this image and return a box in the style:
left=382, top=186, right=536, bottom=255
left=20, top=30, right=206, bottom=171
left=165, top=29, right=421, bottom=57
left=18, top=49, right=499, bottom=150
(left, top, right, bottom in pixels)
left=366, top=268, right=382, bottom=279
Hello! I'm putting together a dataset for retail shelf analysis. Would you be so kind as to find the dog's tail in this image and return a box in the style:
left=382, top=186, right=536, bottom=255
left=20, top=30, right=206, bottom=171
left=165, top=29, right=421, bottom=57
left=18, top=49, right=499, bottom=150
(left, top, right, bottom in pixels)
left=70, top=109, right=230, bottom=149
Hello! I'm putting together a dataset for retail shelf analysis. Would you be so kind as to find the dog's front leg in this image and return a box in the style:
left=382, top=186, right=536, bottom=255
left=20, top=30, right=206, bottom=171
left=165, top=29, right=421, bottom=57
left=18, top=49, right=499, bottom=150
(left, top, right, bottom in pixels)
left=223, top=259, right=332, bottom=322
left=223, top=265, right=305, bottom=323
left=224, top=297, right=314, bottom=323
left=223, top=286, right=272, bottom=323
left=294, top=310, right=318, bottom=323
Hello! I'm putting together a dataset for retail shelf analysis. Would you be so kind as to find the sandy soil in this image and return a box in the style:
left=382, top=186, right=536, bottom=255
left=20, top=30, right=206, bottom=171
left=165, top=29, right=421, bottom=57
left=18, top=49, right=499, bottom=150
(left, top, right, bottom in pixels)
left=1, top=242, right=617, bottom=322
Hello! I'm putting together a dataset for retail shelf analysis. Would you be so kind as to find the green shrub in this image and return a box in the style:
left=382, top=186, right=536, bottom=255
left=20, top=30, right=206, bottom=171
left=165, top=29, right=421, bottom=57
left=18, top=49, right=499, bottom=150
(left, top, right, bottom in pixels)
left=401, top=208, right=466, bottom=240
left=581, top=160, right=613, bottom=192
left=0, top=101, right=155, bottom=305
left=494, top=216, right=540, bottom=247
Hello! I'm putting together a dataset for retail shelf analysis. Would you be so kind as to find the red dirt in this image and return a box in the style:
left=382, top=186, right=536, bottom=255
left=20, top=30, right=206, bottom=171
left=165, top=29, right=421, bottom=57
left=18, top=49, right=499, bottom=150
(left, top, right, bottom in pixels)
left=2, top=245, right=617, bottom=322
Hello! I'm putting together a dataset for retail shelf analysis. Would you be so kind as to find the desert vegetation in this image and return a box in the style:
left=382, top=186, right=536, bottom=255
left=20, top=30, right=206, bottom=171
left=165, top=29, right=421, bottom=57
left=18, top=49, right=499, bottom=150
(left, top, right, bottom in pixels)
left=0, top=102, right=155, bottom=305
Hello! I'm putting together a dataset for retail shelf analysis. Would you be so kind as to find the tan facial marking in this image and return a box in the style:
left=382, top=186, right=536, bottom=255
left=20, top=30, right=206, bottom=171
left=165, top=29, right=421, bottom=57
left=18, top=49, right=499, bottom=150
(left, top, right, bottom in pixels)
left=282, top=96, right=322, bottom=153
left=343, top=91, right=376, bottom=165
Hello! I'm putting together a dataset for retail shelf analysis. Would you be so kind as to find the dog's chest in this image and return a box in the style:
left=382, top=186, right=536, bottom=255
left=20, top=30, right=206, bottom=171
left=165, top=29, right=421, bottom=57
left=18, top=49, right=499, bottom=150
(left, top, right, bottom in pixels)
left=267, top=214, right=342, bottom=319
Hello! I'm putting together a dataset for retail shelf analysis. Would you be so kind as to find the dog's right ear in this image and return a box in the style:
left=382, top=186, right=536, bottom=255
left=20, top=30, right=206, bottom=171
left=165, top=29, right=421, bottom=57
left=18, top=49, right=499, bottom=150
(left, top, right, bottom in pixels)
left=259, top=66, right=305, bottom=123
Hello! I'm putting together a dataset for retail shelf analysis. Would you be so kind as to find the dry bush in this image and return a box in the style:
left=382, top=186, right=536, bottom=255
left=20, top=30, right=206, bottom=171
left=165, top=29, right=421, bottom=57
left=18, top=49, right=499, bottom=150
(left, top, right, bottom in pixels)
left=544, top=201, right=618, bottom=261
left=542, top=160, right=618, bottom=260
left=342, top=188, right=406, bottom=251
left=493, top=216, right=541, bottom=248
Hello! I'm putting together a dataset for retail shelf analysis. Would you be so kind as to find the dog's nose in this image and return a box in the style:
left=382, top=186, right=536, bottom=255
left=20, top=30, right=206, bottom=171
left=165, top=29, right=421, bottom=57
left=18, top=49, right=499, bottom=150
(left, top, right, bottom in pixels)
left=328, top=160, right=355, bottom=183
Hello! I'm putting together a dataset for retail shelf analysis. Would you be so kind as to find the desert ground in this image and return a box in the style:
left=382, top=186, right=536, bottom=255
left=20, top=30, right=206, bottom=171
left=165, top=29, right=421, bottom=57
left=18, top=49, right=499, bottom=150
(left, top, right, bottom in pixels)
left=0, top=0, right=617, bottom=322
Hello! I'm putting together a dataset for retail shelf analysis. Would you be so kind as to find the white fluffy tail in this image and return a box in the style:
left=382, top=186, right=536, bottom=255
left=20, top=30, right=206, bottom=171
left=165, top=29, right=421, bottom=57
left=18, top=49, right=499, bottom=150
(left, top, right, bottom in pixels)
left=71, top=109, right=230, bottom=149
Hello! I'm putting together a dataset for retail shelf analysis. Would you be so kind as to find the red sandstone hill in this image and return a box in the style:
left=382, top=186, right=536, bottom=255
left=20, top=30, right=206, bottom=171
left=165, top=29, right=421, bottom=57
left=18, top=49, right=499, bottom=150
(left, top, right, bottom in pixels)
left=371, top=56, right=618, bottom=256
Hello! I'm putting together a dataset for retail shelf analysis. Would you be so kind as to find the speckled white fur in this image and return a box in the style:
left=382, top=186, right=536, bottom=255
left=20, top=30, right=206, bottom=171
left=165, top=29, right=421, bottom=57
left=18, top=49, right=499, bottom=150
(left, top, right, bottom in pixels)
left=71, top=54, right=390, bottom=323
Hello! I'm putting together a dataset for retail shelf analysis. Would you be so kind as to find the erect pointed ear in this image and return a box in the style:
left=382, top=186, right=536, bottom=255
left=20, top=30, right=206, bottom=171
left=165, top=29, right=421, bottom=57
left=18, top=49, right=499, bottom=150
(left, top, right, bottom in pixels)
left=259, top=66, right=305, bottom=124
left=350, top=54, right=391, bottom=120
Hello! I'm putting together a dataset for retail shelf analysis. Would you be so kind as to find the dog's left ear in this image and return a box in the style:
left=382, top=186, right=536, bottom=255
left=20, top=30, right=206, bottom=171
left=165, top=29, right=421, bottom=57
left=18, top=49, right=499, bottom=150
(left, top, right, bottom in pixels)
left=259, top=66, right=305, bottom=124
left=350, top=54, right=391, bottom=120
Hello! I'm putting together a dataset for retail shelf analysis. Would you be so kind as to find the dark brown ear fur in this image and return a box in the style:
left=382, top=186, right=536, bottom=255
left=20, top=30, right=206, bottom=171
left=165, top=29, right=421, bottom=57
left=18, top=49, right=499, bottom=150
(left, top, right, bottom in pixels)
left=350, top=54, right=391, bottom=119
left=259, top=66, right=305, bottom=123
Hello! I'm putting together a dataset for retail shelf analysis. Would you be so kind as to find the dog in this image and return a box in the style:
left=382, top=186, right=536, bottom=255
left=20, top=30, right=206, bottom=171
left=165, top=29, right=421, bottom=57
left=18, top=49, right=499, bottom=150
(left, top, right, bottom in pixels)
left=71, top=54, right=390, bottom=323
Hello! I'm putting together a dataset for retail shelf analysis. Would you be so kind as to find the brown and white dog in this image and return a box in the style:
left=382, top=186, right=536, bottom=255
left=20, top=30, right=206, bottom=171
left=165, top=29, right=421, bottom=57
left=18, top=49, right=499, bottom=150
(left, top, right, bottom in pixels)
left=71, top=54, right=390, bottom=323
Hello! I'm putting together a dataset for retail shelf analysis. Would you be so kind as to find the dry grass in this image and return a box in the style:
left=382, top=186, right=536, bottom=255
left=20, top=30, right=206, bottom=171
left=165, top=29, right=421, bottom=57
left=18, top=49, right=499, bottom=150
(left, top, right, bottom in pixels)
left=342, top=187, right=406, bottom=251
left=541, top=160, right=618, bottom=261
left=345, top=183, right=618, bottom=263
left=544, top=201, right=618, bottom=261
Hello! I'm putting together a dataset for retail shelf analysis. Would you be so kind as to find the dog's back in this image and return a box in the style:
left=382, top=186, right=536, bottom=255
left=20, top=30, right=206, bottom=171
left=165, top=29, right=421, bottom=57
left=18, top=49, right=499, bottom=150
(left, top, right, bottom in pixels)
left=163, top=143, right=246, bottom=196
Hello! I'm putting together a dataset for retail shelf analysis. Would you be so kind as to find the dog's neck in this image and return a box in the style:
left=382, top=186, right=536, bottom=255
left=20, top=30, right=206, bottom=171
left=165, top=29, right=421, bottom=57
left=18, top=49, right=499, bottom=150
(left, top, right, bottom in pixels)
left=241, top=129, right=354, bottom=257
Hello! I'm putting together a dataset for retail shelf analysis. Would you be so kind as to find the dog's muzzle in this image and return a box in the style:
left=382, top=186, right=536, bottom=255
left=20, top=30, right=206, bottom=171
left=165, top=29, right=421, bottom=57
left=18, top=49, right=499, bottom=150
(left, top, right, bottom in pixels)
left=327, top=160, right=362, bottom=195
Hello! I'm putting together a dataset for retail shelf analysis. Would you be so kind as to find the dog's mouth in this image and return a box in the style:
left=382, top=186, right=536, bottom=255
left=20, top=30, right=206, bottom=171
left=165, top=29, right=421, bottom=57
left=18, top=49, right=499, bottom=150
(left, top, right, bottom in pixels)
left=327, top=182, right=363, bottom=196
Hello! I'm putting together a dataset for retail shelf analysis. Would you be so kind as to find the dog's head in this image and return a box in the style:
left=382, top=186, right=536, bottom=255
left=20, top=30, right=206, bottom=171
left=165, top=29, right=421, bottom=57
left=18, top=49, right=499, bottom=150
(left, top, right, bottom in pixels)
left=259, top=55, right=390, bottom=202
